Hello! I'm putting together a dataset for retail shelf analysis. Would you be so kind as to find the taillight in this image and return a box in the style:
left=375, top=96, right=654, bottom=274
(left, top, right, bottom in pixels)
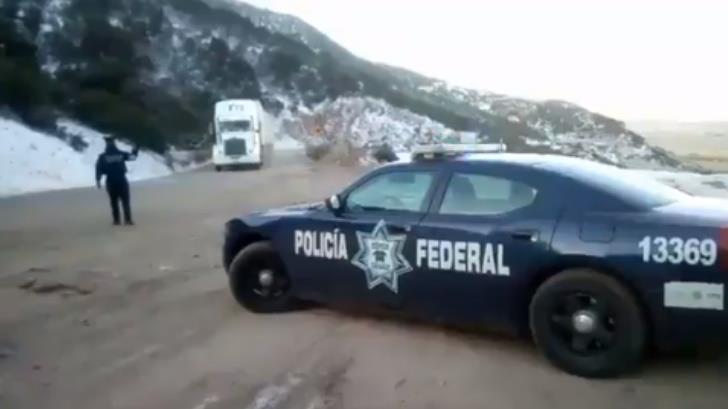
left=721, top=228, right=728, bottom=270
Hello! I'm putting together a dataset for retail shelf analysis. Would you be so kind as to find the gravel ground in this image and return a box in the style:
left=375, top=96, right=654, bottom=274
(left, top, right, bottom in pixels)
left=1, top=150, right=727, bottom=409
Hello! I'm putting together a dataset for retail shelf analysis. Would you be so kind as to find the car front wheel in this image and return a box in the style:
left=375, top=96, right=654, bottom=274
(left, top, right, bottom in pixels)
left=529, top=269, right=647, bottom=378
left=228, top=241, right=295, bottom=313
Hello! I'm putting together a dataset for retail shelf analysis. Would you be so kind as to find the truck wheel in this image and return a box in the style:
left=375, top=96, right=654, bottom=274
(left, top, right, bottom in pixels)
left=529, top=269, right=647, bottom=378
left=228, top=241, right=295, bottom=313
left=215, top=165, right=222, bottom=172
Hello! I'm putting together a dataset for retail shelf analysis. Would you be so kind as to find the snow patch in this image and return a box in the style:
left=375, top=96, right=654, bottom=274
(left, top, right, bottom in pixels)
left=478, top=102, right=492, bottom=112
left=524, top=138, right=551, bottom=147
left=274, top=134, right=304, bottom=150
left=395, top=152, right=412, bottom=163
left=0, top=118, right=173, bottom=197
left=245, top=373, right=302, bottom=409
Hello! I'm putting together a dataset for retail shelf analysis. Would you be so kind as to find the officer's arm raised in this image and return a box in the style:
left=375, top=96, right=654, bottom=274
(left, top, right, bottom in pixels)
left=127, top=146, right=140, bottom=161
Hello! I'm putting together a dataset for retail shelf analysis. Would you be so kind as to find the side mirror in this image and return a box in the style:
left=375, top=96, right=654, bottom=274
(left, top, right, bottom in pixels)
left=325, top=194, right=343, bottom=215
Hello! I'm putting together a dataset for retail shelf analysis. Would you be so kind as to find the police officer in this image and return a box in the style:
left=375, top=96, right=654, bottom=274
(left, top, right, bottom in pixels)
left=96, top=136, right=139, bottom=226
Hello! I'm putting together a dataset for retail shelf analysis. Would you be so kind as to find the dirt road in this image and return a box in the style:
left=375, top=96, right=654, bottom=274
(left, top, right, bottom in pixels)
left=1, top=150, right=727, bottom=409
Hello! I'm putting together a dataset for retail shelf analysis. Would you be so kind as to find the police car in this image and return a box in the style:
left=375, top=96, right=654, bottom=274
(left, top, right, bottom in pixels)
left=222, top=143, right=728, bottom=378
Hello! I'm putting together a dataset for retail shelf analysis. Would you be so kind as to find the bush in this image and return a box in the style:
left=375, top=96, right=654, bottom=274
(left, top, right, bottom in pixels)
left=68, top=134, right=89, bottom=152
left=73, top=90, right=166, bottom=153
left=0, top=59, right=52, bottom=118
left=305, top=142, right=331, bottom=161
left=0, top=17, right=37, bottom=62
left=79, top=18, right=137, bottom=63
left=23, top=106, right=57, bottom=131
left=372, top=143, right=398, bottom=163
left=268, top=51, right=302, bottom=83
left=74, top=62, right=136, bottom=94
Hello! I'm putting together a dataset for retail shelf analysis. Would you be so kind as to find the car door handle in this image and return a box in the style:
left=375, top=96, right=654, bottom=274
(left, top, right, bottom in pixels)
left=388, top=224, right=412, bottom=234
left=510, top=230, right=539, bottom=242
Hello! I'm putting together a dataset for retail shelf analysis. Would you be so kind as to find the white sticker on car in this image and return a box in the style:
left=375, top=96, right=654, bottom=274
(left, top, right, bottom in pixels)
left=415, top=239, right=510, bottom=276
left=294, top=229, right=348, bottom=260
left=294, top=221, right=512, bottom=295
left=639, top=236, right=717, bottom=266
left=664, top=282, right=724, bottom=311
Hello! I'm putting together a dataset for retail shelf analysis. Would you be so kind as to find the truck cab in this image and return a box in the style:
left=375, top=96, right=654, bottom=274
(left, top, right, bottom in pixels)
left=212, top=99, right=267, bottom=170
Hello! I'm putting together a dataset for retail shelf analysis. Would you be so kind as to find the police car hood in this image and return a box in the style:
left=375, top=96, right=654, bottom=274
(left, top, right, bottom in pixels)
left=251, top=201, right=324, bottom=218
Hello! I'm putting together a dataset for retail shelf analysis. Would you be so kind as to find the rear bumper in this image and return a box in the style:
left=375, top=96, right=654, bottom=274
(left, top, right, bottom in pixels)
left=213, top=153, right=261, bottom=165
left=223, top=219, right=248, bottom=273
left=213, top=144, right=261, bottom=165
left=645, top=287, right=728, bottom=349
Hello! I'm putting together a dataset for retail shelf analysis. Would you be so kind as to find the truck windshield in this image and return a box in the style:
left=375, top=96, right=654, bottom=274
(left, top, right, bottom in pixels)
left=219, top=120, right=251, bottom=133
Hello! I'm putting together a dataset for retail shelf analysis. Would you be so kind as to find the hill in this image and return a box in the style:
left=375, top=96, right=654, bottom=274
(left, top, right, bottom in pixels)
left=0, top=0, right=689, bottom=170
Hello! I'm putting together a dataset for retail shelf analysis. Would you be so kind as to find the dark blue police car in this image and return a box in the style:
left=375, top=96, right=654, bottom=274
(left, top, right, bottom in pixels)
left=223, top=144, right=728, bottom=378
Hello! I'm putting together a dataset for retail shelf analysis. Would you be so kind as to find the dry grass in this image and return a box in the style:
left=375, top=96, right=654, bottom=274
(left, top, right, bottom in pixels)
left=679, top=155, right=728, bottom=172
left=637, top=128, right=728, bottom=173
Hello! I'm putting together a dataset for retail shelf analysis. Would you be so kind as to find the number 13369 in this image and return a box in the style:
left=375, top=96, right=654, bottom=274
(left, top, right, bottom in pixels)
left=639, top=236, right=717, bottom=266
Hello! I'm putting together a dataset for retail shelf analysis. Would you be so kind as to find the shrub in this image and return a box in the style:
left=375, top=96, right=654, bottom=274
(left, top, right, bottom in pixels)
left=75, top=62, right=136, bottom=94
left=69, top=134, right=89, bottom=152
left=0, top=59, right=52, bottom=118
left=305, top=142, right=331, bottom=161
left=372, top=143, right=398, bottom=163
left=23, top=106, right=57, bottom=131
left=73, top=90, right=166, bottom=153
left=79, top=18, right=137, bottom=63
left=268, top=51, right=302, bottom=83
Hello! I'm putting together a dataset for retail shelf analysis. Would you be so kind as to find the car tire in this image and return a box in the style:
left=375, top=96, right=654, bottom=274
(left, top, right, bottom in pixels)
left=215, top=165, right=222, bottom=172
left=228, top=241, right=295, bottom=313
left=529, top=269, right=647, bottom=378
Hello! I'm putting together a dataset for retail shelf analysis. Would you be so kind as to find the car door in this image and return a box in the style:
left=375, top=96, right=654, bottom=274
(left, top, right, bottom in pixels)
left=295, top=165, right=442, bottom=308
left=400, top=163, right=563, bottom=331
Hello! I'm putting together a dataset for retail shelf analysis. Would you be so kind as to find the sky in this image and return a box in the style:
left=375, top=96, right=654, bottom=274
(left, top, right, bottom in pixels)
left=242, top=0, right=727, bottom=122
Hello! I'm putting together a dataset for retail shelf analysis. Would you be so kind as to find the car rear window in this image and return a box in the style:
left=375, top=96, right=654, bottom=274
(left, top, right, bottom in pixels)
left=539, top=160, right=688, bottom=209
left=347, top=171, right=435, bottom=212
left=439, top=173, right=538, bottom=215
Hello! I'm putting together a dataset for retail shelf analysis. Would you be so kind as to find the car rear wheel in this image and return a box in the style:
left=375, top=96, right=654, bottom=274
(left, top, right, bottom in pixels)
left=228, top=241, right=295, bottom=313
left=529, top=269, right=647, bottom=378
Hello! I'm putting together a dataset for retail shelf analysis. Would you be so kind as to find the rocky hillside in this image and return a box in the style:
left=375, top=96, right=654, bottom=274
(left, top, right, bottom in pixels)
left=0, top=0, right=688, bottom=169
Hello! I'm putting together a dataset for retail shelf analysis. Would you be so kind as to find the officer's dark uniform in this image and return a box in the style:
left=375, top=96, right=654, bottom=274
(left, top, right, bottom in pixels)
left=96, top=138, right=139, bottom=225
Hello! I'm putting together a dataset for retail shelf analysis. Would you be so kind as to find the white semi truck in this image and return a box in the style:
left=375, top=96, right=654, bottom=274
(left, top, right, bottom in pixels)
left=212, top=99, right=271, bottom=171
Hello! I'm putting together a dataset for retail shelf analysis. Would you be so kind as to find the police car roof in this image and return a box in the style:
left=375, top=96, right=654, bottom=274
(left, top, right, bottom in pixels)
left=403, top=151, right=601, bottom=171
left=454, top=153, right=630, bottom=179
left=396, top=152, right=688, bottom=207
left=459, top=152, right=598, bottom=170
left=399, top=152, right=640, bottom=185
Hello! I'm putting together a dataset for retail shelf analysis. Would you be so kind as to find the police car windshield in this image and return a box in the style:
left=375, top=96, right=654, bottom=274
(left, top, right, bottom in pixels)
left=219, top=120, right=251, bottom=133
left=539, top=160, right=689, bottom=208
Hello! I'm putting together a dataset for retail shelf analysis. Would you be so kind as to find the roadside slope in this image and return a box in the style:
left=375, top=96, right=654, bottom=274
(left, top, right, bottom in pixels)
left=0, top=118, right=173, bottom=197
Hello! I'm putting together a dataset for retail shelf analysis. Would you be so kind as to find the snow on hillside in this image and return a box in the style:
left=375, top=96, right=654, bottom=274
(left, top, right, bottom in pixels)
left=273, top=96, right=689, bottom=172
left=273, top=134, right=305, bottom=150
left=279, top=97, right=457, bottom=151
left=0, top=118, right=173, bottom=197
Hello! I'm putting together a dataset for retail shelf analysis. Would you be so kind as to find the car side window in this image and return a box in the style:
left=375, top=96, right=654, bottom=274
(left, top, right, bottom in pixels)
left=439, top=173, right=538, bottom=215
left=347, top=171, right=435, bottom=212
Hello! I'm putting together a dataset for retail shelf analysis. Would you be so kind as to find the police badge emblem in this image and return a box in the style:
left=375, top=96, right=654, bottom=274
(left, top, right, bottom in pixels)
left=351, top=220, right=412, bottom=293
